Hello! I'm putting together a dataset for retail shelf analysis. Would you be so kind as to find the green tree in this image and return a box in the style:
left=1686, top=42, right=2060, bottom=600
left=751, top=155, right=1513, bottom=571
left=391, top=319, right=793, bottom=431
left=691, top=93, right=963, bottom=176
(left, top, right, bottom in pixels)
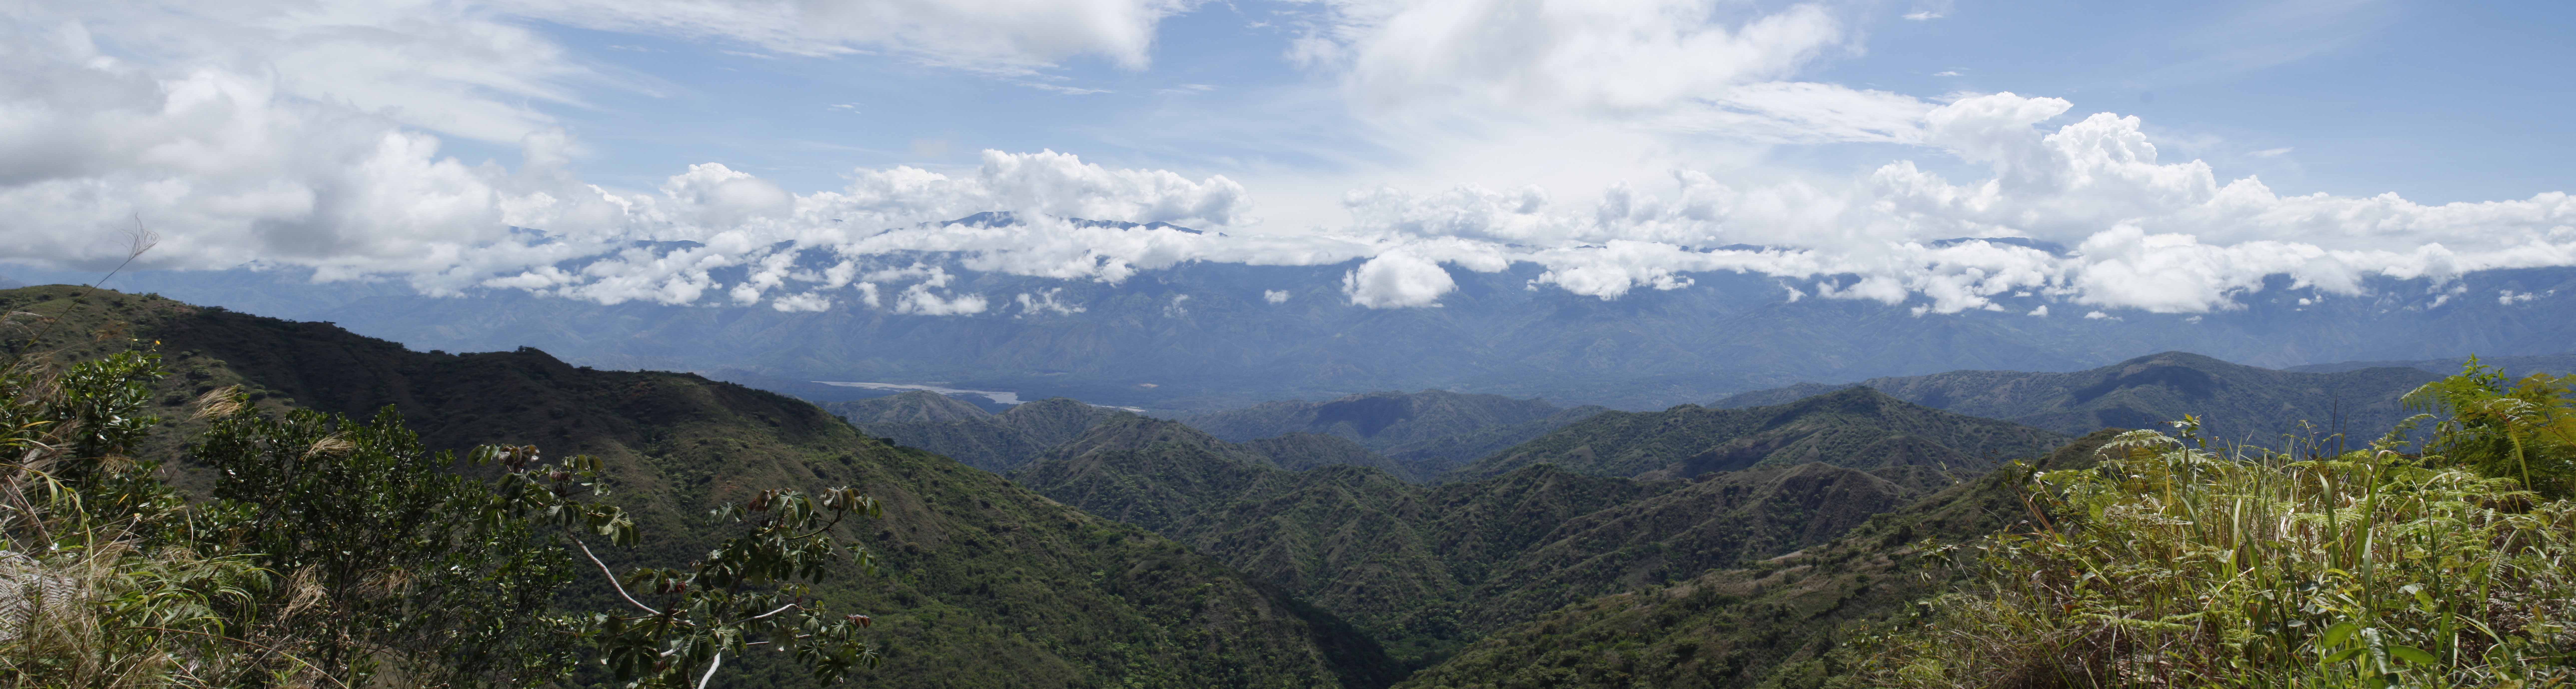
left=1, top=348, right=886, bottom=688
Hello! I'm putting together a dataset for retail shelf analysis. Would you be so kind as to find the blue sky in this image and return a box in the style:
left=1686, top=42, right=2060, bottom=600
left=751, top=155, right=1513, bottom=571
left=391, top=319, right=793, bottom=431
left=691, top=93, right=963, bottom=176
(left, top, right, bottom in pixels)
left=6, top=0, right=2575, bottom=316
left=516, top=0, right=2576, bottom=210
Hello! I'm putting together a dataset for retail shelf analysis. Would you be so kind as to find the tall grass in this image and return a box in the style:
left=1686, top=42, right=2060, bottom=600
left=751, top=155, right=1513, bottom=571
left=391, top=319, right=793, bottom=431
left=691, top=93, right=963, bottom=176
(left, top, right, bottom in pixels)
left=0, top=352, right=334, bottom=688
left=1861, top=419, right=2576, bottom=687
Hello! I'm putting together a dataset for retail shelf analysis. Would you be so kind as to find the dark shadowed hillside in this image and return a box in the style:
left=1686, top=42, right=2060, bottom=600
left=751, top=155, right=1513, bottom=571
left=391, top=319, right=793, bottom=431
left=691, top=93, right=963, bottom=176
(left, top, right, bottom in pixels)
left=1399, top=430, right=2126, bottom=689
left=1244, top=432, right=1428, bottom=479
left=1457, top=387, right=2069, bottom=483
left=820, top=391, right=1115, bottom=472
left=1715, top=351, right=2441, bottom=444
left=0, top=286, right=1400, bottom=689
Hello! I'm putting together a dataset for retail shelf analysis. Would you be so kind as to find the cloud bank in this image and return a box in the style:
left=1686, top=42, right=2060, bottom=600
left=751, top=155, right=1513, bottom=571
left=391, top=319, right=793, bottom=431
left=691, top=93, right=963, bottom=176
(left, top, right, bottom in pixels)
left=4, top=0, right=2572, bottom=318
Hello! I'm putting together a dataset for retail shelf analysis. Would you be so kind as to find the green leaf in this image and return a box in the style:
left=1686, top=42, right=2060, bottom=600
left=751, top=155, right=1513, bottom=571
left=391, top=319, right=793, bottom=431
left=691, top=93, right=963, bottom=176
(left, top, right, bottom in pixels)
left=2325, top=647, right=2366, bottom=664
left=2321, top=621, right=2360, bottom=648
left=2386, top=645, right=2436, bottom=666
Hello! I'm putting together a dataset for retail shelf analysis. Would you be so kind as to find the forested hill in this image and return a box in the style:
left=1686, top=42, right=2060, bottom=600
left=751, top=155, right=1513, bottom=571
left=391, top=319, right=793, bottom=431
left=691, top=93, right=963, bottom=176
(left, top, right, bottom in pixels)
left=1014, top=412, right=1973, bottom=666
left=1455, top=386, right=2069, bottom=484
left=1713, top=351, right=2442, bottom=444
left=1399, top=430, right=2129, bottom=688
left=821, top=390, right=1116, bottom=472
left=1183, top=390, right=1608, bottom=476
left=0, top=285, right=1400, bottom=689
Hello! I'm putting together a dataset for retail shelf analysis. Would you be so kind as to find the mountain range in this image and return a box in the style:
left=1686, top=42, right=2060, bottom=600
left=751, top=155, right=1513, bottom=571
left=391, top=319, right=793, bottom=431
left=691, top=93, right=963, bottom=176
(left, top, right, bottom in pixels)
left=1009, top=389, right=2073, bottom=666
left=1711, top=351, right=2452, bottom=445
left=15, top=282, right=2544, bottom=688
left=19, top=214, right=2576, bottom=412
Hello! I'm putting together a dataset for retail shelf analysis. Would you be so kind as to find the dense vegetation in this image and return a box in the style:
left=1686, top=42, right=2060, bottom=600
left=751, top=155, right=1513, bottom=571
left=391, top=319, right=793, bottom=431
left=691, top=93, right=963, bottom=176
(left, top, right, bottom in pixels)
left=1013, top=413, right=1999, bottom=668
left=0, top=286, right=1397, bottom=688
left=1715, top=352, right=2441, bottom=445
left=821, top=391, right=1112, bottom=472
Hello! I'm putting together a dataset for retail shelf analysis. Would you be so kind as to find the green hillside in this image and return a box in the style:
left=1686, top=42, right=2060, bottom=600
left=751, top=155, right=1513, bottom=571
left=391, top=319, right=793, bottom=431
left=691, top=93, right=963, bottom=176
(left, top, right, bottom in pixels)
left=1398, top=430, right=2126, bottom=689
left=1456, top=386, right=2069, bottom=482
left=1185, top=390, right=1602, bottom=475
left=0, top=286, right=1399, bottom=689
left=821, top=392, right=1116, bottom=472
left=1243, top=431, right=1426, bottom=479
left=1715, top=351, right=2441, bottom=444
left=1015, top=406, right=2006, bottom=668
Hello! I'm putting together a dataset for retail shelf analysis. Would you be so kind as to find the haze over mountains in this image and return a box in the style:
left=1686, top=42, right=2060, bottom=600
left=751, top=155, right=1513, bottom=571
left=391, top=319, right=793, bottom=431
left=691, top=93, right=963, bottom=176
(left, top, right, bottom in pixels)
left=17, top=213, right=2576, bottom=412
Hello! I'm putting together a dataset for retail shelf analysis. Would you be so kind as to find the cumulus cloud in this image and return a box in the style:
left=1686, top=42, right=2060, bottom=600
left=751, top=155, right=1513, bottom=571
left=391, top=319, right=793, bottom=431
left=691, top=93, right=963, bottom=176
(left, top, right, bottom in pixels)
left=1343, top=252, right=1456, bottom=308
left=9, top=0, right=2576, bottom=321
left=1263, top=289, right=1290, bottom=304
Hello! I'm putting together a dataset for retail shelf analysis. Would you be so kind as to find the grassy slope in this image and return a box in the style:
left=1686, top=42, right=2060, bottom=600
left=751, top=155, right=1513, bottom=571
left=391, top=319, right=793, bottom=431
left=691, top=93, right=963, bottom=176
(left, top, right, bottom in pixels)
left=1396, top=430, right=2124, bottom=689
left=1456, top=387, right=2070, bottom=482
left=1715, top=351, right=2441, bottom=444
left=0, top=286, right=1398, bottom=689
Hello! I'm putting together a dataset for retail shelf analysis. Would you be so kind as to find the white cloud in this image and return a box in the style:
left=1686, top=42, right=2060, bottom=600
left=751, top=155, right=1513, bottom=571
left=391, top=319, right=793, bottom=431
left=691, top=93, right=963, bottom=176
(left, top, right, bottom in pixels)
left=9, top=0, right=2576, bottom=321
left=1903, top=12, right=1943, bottom=20
left=1263, top=289, right=1290, bottom=304
left=1015, top=287, right=1086, bottom=316
left=1321, top=0, right=1844, bottom=115
left=2028, top=304, right=2048, bottom=316
left=2251, top=146, right=2293, bottom=158
left=1343, top=252, right=1455, bottom=308
left=1932, top=70, right=1961, bottom=77
left=513, top=0, right=1202, bottom=72
left=770, top=291, right=833, bottom=312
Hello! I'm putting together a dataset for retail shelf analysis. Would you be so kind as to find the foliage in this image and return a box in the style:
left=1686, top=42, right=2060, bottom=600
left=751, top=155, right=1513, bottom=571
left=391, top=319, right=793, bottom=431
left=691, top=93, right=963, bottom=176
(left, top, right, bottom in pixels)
left=0, top=344, right=888, bottom=688
left=1859, top=418, right=2576, bottom=687
left=473, top=443, right=885, bottom=688
left=2405, top=357, right=2576, bottom=499
left=191, top=402, right=585, bottom=686
left=0, top=350, right=300, bottom=688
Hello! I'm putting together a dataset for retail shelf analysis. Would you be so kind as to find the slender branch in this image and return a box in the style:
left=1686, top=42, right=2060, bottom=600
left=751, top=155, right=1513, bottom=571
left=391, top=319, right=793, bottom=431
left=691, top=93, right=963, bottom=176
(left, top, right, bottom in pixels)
left=571, top=535, right=659, bottom=615
left=747, top=602, right=800, bottom=620
left=788, top=509, right=847, bottom=540
left=696, top=652, right=724, bottom=689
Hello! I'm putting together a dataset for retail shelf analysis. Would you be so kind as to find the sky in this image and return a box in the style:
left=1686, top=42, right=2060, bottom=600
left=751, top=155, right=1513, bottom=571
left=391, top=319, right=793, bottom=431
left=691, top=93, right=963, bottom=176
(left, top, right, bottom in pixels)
left=4, top=0, right=2574, bottom=317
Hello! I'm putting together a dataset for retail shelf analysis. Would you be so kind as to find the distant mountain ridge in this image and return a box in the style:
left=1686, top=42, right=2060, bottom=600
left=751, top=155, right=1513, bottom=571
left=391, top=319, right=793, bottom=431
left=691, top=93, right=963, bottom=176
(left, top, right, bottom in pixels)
left=1715, top=351, right=2444, bottom=444
left=1458, top=386, right=2070, bottom=484
left=38, top=220, right=2576, bottom=413
left=1185, top=390, right=1608, bottom=477
left=2286, top=353, right=2576, bottom=379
